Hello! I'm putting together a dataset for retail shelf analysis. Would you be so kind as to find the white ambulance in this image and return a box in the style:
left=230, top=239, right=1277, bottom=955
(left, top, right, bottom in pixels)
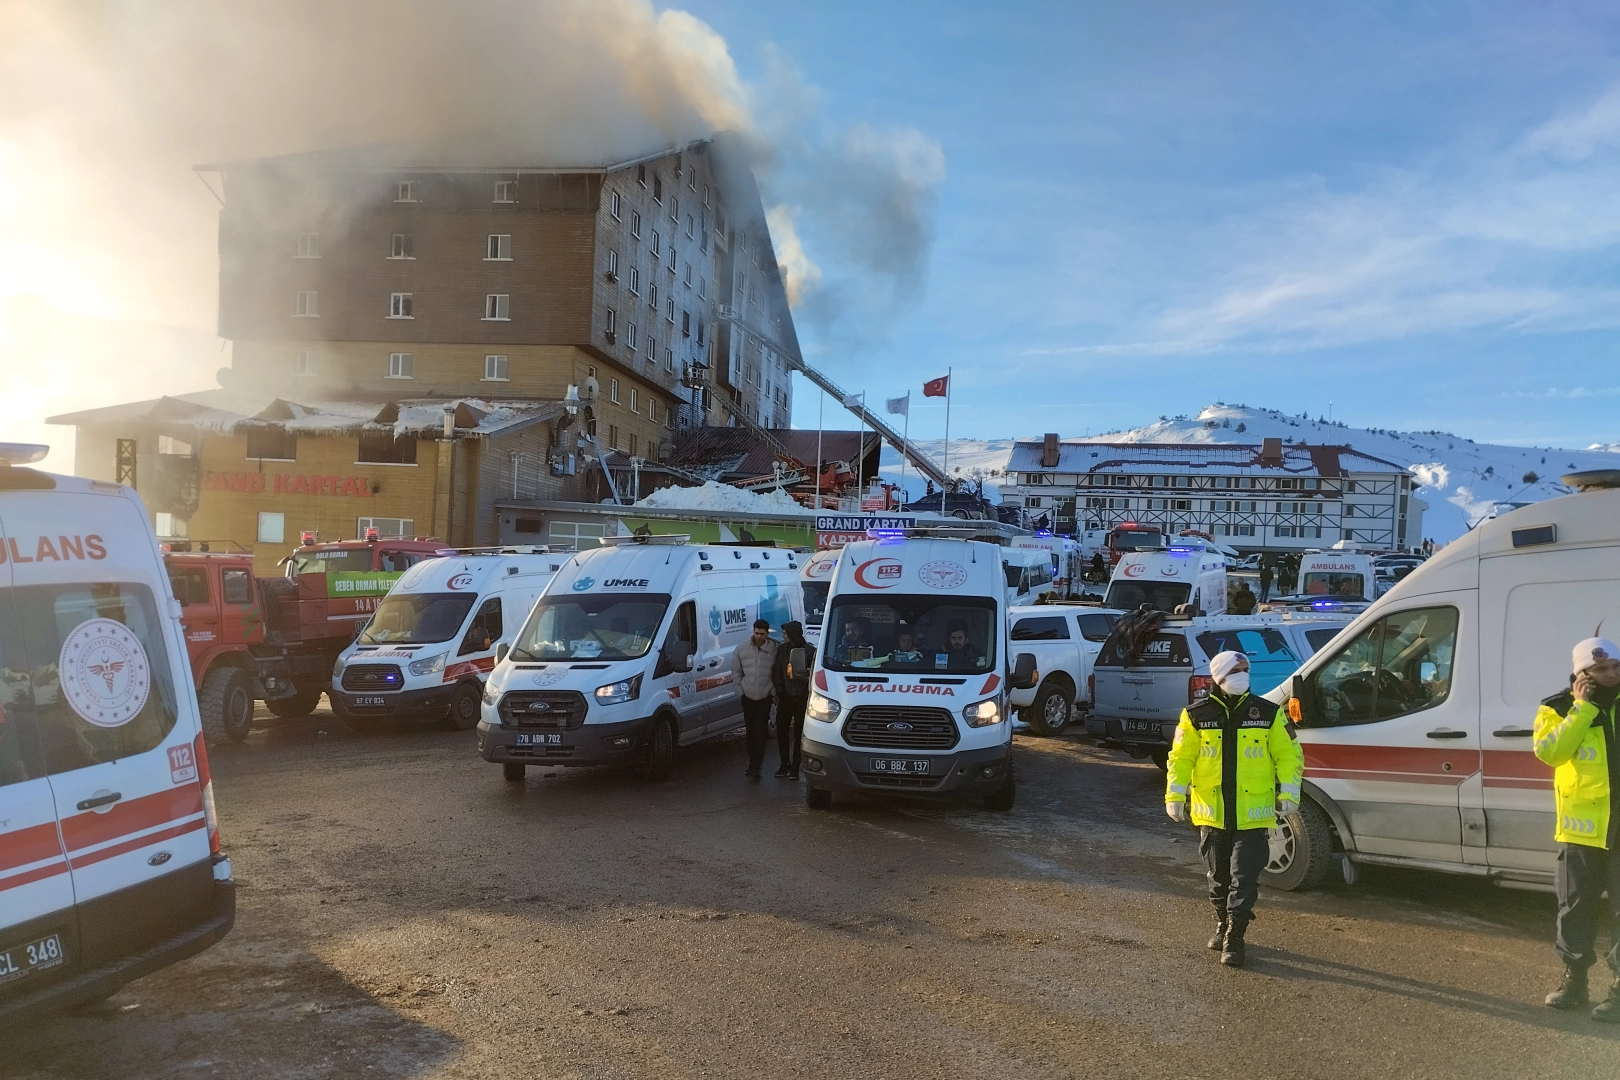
left=0, top=445, right=233, bottom=1027
left=477, top=536, right=803, bottom=781
left=1293, top=550, right=1377, bottom=603
left=1104, top=545, right=1229, bottom=616
left=330, top=549, right=562, bottom=730
left=798, top=549, right=840, bottom=649
left=800, top=532, right=1037, bottom=810
left=1261, top=469, right=1620, bottom=891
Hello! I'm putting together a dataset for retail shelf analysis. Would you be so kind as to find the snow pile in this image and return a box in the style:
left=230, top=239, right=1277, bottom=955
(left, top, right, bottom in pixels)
left=634, top=480, right=814, bottom=516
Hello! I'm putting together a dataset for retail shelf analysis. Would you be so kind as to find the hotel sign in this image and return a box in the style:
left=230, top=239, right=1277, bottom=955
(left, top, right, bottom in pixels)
left=203, top=471, right=374, bottom=498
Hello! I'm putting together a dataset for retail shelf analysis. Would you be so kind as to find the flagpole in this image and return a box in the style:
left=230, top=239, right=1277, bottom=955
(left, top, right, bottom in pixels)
left=940, top=367, right=951, bottom=515
left=899, top=396, right=910, bottom=504
left=856, top=391, right=866, bottom=506
left=815, top=389, right=824, bottom=510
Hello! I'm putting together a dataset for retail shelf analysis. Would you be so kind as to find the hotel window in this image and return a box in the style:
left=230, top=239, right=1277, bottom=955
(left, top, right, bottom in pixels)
left=607, top=249, right=619, bottom=279
left=294, top=291, right=318, bottom=317
left=605, top=308, right=617, bottom=340
left=388, top=292, right=413, bottom=318
left=630, top=388, right=639, bottom=414
left=486, top=234, right=511, bottom=260
left=631, top=210, right=641, bottom=238
left=629, top=268, right=640, bottom=295
left=395, top=181, right=417, bottom=202
left=391, top=233, right=415, bottom=259
left=652, top=175, right=662, bottom=203
left=670, top=195, right=679, bottom=222
left=294, top=350, right=315, bottom=377
left=387, top=352, right=413, bottom=379
left=648, top=399, right=657, bottom=423
left=357, top=517, right=415, bottom=539
left=154, top=513, right=186, bottom=539
left=637, top=164, right=647, bottom=187
left=648, top=282, right=658, bottom=309
left=245, top=425, right=297, bottom=461
left=358, top=432, right=418, bottom=465
left=484, top=354, right=509, bottom=381
left=610, top=378, right=620, bottom=403
left=698, top=277, right=706, bottom=300
left=258, top=512, right=286, bottom=545
left=626, top=323, right=637, bottom=352
left=683, top=261, right=692, bottom=286
left=681, top=310, right=690, bottom=337
left=609, top=189, right=621, bottom=219
left=665, top=347, right=674, bottom=371
left=703, top=183, right=710, bottom=208
left=666, top=298, right=675, bottom=324
left=295, top=232, right=319, bottom=258
left=484, top=294, right=510, bottom=320
left=493, top=180, right=517, bottom=203
left=650, top=229, right=661, bottom=255
left=686, top=214, right=694, bottom=240
left=609, top=424, right=619, bottom=449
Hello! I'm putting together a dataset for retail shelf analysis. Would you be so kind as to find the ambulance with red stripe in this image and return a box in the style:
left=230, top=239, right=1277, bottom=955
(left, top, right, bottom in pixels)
left=800, top=531, right=1038, bottom=811
left=1261, top=468, right=1620, bottom=891
left=330, top=549, right=561, bottom=731
left=0, top=445, right=233, bottom=1026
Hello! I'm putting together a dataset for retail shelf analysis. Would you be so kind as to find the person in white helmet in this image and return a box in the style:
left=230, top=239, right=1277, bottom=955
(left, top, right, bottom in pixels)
left=1536, top=635, right=1620, bottom=1020
left=1166, top=649, right=1303, bottom=967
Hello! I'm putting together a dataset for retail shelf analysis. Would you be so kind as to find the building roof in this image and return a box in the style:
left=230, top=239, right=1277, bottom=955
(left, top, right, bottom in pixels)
left=47, top=389, right=564, bottom=439
left=665, top=427, right=880, bottom=479
left=196, top=136, right=712, bottom=175
left=1006, top=440, right=1410, bottom=478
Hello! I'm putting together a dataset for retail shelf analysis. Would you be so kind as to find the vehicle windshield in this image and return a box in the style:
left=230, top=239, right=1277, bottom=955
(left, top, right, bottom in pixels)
left=513, top=593, right=672, bottom=661
left=803, top=581, right=830, bottom=627
left=1302, top=572, right=1366, bottom=599
left=1104, top=580, right=1190, bottom=612
left=291, top=548, right=375, bottom=575
left=360, top=593, right=476, bottom=644
left=1112, top=530, right=1162, bottom=551
left=823, top=595, right=998, bottom=675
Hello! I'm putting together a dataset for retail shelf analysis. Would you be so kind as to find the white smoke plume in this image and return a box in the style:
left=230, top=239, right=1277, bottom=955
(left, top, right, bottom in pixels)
left=0, top=1, right=942, bottom=466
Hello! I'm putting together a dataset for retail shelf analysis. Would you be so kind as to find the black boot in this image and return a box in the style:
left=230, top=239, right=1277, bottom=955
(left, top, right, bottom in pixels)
left=1592, top=978, right=1620, bottom=1023
left=1544, top=965, right=1589, bottom=1010
left=1207, top=917, right=1228, bottom=951
left=1220, top=921, right=1247, bottom=968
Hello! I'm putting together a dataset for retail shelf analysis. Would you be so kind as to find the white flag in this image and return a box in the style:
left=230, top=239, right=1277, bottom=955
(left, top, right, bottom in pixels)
left=842, top=392, right=864, bottom=409
left=886, top=393, right=909, bottom=417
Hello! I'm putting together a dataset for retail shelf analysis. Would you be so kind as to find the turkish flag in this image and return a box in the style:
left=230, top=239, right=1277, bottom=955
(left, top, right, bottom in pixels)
left=922, top=375, right=949, bottom=398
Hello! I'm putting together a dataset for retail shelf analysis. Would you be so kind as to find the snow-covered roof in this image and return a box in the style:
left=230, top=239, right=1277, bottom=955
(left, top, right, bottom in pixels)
left=48, top=389, right=565, bottom=439
left=1007, top=440, right=1410, bottom=478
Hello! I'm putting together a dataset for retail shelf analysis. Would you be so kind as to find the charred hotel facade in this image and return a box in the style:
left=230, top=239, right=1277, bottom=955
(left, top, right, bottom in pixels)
left=50, top=136, right=803, bottom=573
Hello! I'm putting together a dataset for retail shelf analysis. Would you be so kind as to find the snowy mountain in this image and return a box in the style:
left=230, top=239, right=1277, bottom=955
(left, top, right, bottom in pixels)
left=876, top=405, right=1618, bottom=543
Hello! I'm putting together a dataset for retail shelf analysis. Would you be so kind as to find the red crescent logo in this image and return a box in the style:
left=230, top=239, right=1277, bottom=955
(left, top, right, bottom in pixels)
left=853, top=558, right=902, bottom=589
left=1122, top=563, right=1147, bottom=578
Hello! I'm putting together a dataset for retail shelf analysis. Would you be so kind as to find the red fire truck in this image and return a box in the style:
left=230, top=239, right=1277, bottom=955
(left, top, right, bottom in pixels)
left=1105, top=522, right=1165, bottom=565
left=164, top=533, right=447, bottom=744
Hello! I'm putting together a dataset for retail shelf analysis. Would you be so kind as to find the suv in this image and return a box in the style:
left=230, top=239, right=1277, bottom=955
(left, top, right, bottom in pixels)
left=1090, top=612, right=1350, bottom=766
left=1007, top=606, right=1123, bottom=735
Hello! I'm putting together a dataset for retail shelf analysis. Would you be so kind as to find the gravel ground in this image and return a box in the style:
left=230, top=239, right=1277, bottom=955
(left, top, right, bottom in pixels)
left=10, top=705, right=1620, bottom=1079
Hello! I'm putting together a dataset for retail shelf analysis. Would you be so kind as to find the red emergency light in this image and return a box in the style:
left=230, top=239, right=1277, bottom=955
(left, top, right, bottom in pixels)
left=300, top=531, right=316, bottom=546
left=364, top=527, right=381, bottom=541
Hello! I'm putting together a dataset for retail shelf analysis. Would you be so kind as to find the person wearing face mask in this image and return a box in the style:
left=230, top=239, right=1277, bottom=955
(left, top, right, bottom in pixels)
left=1165, top=650, right=1304, bottom=968
left=1536, top=636, right=1620, bottom=1021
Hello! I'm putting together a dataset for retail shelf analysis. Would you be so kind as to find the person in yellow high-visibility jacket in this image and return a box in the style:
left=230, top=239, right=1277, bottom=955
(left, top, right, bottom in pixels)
left=1535, top=636, right=1620, bottom=1021
left=1166, top=650, right=1304, bottom=968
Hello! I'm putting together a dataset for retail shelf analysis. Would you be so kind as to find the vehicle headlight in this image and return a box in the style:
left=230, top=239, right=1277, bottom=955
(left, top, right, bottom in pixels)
left=964, top=698, right=1002, bottom=728
left=594, top=674, right=643, bottom=705
left=482, top=680, right=501, bottom=707
left=408, top=652, right=447, bottom=676
left=805, top=692, right=842, bottom=723
left=332, top=656, right=346, bottom=679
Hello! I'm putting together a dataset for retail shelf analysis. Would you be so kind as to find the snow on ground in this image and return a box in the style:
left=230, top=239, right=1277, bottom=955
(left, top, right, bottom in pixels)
left=633, top=480, right=814, bottom=516
left=869, top=405, right=1617, bottom=543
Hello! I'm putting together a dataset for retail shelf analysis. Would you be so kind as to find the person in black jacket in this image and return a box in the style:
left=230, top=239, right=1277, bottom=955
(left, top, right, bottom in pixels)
left=772, top=621, right=816, bottom=779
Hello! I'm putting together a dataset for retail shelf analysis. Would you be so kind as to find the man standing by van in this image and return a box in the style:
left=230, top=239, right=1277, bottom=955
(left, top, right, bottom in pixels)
left=1536, top=636, right=1620, bottom=1020
left=733, top=619, right=779, bottom=779
left=1166, top=650, right=1304, bottom=968
left=772, top=621, right=816, bottom=779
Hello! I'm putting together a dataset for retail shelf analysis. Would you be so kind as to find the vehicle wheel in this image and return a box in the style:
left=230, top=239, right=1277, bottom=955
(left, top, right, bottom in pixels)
left=265, top=687, right=322, bottom=718
left=199, top=666, right=254, bottom=746
left=1261, top=799, right=1335, bottom=891
left=806, top=785, right=833, bottom=810
left=1149, top=748, right=1169, bottom=771
left=503, top=762, right=527, bottom=783
left=635, top=716, right=674, bottom=782
left=983, top=760, right=1017, bottom=812
left=951, top=509, right=970, bottom=520
left=1022, top=680, right=1073, bottom=737
left=442, top=683, right=483, bottom=731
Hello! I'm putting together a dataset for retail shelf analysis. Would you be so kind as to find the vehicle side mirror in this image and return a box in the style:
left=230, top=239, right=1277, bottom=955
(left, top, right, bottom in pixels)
left=496, top=642, right=509, bottom=664
left=1011, top=652, right=1038, bottom=690
left=789, top=647, right=807, bottom=677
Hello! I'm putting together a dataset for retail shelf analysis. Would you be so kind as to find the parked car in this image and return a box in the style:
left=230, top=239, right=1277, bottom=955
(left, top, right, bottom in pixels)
left=1090, top=611, right=1352, bottom=767
left=1007, top=605, right=1125, bottom=735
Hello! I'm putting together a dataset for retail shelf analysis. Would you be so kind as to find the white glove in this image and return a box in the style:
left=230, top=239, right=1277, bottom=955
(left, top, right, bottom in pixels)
left=1277, top=799, right=1299, bottom=816
left=1166, top=802, right=1188, bottom=824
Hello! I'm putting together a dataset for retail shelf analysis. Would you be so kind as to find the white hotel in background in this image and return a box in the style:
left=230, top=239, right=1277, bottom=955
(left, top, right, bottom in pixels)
left=1003, top=435, right=1426, bottom=553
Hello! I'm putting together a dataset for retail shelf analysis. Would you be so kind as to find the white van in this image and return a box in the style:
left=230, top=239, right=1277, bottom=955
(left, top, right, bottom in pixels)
left=1294, top=551, right=1376, bottom=603
left=0, top=446, right=233, bottom=1027
left=477, top=537, right=803, bottom=781
left=1260, top=470, right=1620, bottom=891
left=798, top=550, right=840, bottom=648
left=800, top=533, right=1037, bottom=811
left=1104, top=546, right=1228, bottom=615
left=331, top=549, right=562, bottom=730
left=1002, top=546, right=1055, bottom=606
left=1011, top=534, right=1082, bottom=598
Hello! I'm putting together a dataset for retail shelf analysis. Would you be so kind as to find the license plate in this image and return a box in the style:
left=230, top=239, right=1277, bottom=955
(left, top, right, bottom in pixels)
left=1124, top=719, right=1162, bottom=735
left=870, top=757, right=930, bottom=775
left=353, top=696, right=387, bottom=707
left=516, top=732, right=563, bottom=746
left=0, top=932, right=67, bottom=987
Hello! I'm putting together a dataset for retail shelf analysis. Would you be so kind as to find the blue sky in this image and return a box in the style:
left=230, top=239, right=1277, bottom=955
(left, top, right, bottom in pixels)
left=682, top=1, right=1620, bottom=450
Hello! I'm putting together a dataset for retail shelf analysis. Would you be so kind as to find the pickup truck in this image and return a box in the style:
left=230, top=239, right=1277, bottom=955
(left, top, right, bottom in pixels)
left=1007, top=605, right=1125, bottom=735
